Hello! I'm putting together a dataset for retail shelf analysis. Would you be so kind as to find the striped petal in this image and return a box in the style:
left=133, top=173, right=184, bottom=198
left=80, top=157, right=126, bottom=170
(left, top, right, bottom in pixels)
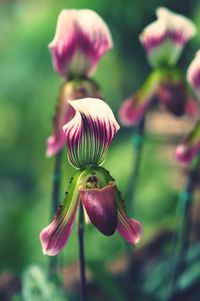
left=187, top=51, right=200, bottom=100
left=80, top=183, right=117, bottom=236
left=49, top=9, right=113, bottom=78
left=40, top=170, right=88, bottom=256
left=176, top=121, right=200, bottom=164
left=46, top=80, right=101, bottom=157
left=63, top=98, right=120, bottom=168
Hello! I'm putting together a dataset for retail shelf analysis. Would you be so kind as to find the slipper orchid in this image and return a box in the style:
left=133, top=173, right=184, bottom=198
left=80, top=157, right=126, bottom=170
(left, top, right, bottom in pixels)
left=40, top=98, right=142, bottom=256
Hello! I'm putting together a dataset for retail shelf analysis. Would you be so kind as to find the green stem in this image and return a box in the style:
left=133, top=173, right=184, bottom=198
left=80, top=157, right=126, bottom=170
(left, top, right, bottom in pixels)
left=78, top=203, right=87, bottom=301
left=167, top=155, right=200, bottom=300
left=128, top=115, right=146, bottom=215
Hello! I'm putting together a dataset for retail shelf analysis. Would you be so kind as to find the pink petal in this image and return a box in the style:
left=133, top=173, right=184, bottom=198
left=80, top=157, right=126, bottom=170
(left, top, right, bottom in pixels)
left=40, top=202, right=78, bottom=256
left=117, top=209, right=142, bottom=245
left=49, top=9, right=113, bottom=78
left=80, top=183, right=117, bottom=236
left=119, top=95, right=151, bottom=127
left=63, top=98, right=120, bottom=168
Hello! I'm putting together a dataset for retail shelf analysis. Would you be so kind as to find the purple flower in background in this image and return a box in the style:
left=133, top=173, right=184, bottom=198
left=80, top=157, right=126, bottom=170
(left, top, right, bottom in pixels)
left=140, top=7, right=196, bottom=67
left=40, top=98, right=142, bottom=256
left=119, top=7, right=197, bottom=127
left=49, top=9, right=113, bottom=78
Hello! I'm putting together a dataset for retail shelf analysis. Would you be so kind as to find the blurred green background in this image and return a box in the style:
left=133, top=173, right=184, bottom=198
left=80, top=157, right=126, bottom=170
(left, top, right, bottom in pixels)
left=1, top=0, right=200, bottom=292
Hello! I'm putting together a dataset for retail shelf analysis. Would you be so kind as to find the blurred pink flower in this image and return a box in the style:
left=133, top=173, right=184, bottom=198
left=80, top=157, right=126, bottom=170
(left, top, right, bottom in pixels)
left=49, top=9, right=113, bottom=78
left=140, top=7, right=196, bottom=67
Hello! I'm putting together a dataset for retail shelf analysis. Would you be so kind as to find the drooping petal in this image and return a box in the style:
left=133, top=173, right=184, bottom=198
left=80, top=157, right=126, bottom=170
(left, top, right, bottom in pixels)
left=80, top=183, right=117, bottom=235
left=176, top=121, right=200, bottom=164
left=49, top=9, right=113, bottom=78
left=40, top=169, right=88, bottom=256
left=114, top=187, right=142, bottom=244
left=187, top=51, right=200, bottom=100
left=63, top=98, right=120, bottom=168
left=119, top=70, right=162, bottom=126
left=117, top=210, right=142, bottom=245
left=119, top=95, right=151, bottom=127
left=46, top=80, right=101, bottom=157
left=40, top=203, right=78, bottom=256
left=140, top=7, right=196, bottom=67
left=157, top=81, right=187, bottom=116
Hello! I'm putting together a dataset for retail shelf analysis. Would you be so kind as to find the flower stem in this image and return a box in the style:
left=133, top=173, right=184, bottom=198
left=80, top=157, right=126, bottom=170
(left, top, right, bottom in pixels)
left=167, top=155, right=200, bottom=300
left=128, top=115, right=146, bottom=215
left=78, top=203, right=87, bottom=301
left=49, top=151, right=62, bottom=275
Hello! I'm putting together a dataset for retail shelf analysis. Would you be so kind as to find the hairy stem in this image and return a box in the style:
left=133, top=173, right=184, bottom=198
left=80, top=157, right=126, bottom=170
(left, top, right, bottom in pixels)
left=78, top=203, right=87, bottom=301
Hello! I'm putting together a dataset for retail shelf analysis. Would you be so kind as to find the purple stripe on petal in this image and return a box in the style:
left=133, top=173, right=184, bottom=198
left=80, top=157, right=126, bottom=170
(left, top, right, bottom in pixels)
left=117, top=209, right=142, bottom=245
left=63, top=98, right=120, bottom=168
left=80, top=183, right=117, bottom=236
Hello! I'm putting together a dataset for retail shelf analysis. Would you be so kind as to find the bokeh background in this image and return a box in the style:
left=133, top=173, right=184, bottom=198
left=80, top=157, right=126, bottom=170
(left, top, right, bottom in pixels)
left=1, top=0, right=200, bottom=300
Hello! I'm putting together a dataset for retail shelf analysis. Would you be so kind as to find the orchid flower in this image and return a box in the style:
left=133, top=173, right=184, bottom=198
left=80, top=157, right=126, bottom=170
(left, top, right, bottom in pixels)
left=49, top=9, right=113, bottom=79
left=47, top=9, right=113, bottom=157
left=140, top=7, right=196, bottom=68
left=119, top=7, right=197, bottom=127
left=40, top=98, right=142, bottom=256
left=176, top=51, right=200, bottom=164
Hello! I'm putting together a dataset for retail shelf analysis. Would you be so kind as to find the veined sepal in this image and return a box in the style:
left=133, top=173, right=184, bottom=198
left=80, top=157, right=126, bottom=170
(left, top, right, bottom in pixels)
left=40, top=168, right=91, bottom=256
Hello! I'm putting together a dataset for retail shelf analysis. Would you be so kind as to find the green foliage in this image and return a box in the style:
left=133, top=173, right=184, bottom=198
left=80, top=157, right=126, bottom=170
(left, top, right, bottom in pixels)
left=12, top=265, right=67, bottom=301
